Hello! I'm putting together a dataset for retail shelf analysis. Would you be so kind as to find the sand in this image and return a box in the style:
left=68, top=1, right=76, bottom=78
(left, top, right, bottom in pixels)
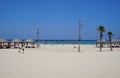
left=0, top=44, right=120, bottom=78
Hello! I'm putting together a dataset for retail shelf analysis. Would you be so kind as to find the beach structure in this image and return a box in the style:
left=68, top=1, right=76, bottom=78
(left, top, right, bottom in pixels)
left=0, top=39, right=9, bottom=48
left=11, top=39, right=22, bottom=48
left=24, top=39, right=35, bottom=48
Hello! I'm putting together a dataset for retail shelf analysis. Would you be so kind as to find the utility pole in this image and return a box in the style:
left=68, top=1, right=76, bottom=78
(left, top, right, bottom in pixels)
left=78, top=19, right=83, bottom=52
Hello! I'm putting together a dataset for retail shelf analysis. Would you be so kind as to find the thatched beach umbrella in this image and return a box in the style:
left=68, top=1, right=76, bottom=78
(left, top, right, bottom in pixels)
left=12, top=39, right=22, bottom=43
left=11, top=39, right=22, bottom=48
left=0, top=39, right=8, bottom=42
left=24, top=39, right=35, bottom=48
left=0, top=39, right=8, bottom=48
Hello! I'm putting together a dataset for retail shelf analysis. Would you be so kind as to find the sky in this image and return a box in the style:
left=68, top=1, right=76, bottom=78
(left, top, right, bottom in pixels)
left=0, top=0, right=120, bottom=40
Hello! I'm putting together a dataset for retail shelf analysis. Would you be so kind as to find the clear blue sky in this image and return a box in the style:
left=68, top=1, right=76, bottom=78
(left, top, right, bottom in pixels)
left=0, top=0, right=120, bottom=40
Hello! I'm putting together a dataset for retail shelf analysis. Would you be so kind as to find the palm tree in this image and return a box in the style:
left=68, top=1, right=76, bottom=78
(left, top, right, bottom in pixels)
left=96, top=26, right=106, bottom=51
left=108, top=32, right=113, bottom=51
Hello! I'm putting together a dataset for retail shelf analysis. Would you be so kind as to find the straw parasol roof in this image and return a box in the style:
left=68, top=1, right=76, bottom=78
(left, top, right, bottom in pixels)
left=24, top=39, right=35, bottom=43
left=0, top=39, right=8, bottom=43
left=11, top=39, right=22, bottom=43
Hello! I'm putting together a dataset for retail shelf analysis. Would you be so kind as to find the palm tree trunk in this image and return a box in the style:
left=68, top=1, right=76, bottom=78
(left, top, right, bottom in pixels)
left=100, top=32, right=102, bottom=51
left=109, top=37, right=113, bottom=51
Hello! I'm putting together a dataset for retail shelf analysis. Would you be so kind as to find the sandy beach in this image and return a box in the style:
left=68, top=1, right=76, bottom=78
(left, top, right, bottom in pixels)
left=0, top=44, right=120, bottom=78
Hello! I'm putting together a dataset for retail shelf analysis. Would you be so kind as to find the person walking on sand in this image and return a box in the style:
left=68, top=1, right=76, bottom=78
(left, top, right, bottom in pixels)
left=21, top=44, right=25, bottom=53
